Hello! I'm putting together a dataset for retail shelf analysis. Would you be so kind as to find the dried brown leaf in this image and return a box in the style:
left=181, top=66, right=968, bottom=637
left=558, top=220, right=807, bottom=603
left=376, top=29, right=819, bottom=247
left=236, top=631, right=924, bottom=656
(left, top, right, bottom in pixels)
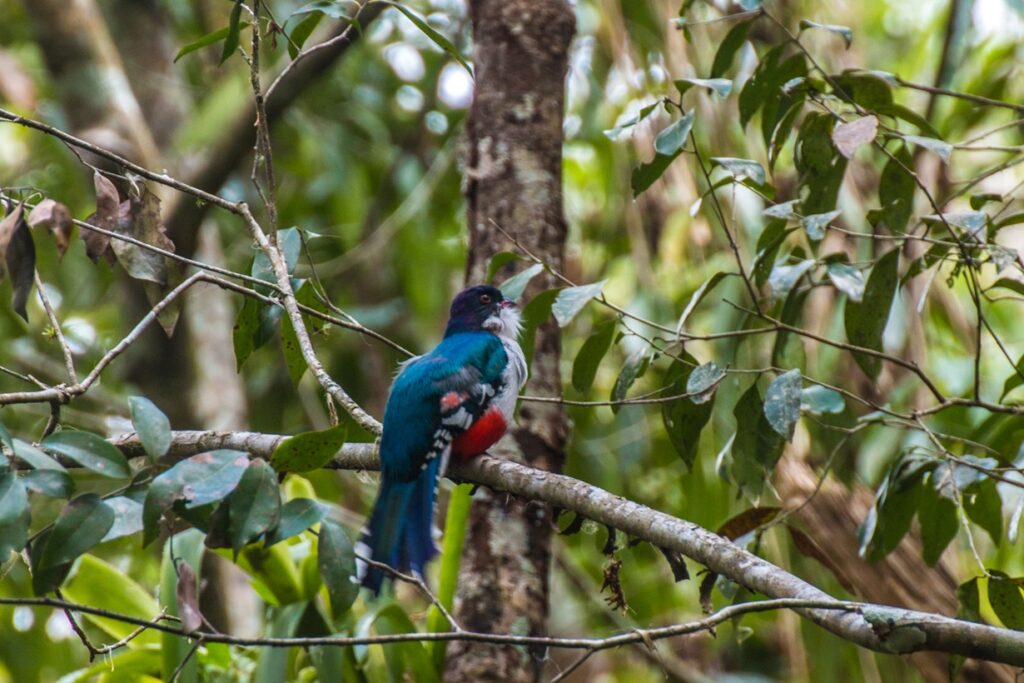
left=27, top=199, right=74, bottom=258
left=84, top=171, right=119, bottom=262
left=110, top=187, right=175, bottom=285
left=0, top=204, right=36, bottom=321
left=175, top=561, right=203, bottom=633
left=831, top=115, right=878, bottom=159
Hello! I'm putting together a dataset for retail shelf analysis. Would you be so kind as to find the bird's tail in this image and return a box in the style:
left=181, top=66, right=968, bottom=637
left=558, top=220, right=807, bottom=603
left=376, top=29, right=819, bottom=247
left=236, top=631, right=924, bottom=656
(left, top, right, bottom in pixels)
left=357, top=459, right=440, bottom=594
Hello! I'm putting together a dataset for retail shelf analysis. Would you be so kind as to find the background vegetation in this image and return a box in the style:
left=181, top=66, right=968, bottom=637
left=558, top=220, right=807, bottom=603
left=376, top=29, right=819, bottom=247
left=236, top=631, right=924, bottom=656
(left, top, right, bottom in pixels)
left=2, top=0, right=1024, bottom=680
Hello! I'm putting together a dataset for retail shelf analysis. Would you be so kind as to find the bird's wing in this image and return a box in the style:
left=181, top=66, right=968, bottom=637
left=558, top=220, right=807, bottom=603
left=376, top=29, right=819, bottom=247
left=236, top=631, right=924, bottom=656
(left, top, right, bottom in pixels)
left=379, top=332, right=508, bottom=480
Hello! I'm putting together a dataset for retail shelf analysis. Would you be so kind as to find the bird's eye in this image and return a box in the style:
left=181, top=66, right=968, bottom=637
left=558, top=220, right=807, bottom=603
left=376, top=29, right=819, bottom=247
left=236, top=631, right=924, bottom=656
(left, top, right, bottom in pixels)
left=479, top=294, right=492, bottom=304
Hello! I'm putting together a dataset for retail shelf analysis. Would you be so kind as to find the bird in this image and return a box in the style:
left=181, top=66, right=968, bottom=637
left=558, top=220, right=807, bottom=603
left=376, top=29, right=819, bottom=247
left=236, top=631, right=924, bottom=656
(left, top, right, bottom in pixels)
left=357, top=284, right=528, bottom=594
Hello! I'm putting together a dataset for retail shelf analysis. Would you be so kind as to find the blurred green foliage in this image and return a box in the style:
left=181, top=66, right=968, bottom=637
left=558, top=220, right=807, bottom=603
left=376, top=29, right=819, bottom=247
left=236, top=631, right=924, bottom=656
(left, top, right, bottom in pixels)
left=1, top=0, right=1024, bottom=681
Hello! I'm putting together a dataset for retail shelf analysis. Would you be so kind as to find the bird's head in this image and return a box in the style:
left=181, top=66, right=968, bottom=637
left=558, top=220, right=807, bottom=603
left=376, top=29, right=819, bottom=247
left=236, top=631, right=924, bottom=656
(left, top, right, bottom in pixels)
left=444, top=284, right=521, bottom=340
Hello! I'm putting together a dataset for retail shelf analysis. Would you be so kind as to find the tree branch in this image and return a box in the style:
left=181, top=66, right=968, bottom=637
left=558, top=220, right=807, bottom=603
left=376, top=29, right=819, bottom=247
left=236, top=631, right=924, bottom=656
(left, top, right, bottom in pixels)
left=101, top=429, right=1024, bottom=667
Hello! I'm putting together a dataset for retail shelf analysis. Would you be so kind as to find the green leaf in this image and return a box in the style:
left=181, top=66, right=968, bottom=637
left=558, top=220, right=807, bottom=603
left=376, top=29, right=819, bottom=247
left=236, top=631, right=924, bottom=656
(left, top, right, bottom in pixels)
left=988, top=572, right=1024, bottom=630
left=552, top=280, right=606, bottom=327
left=20, top=469, right=73, bottom=498
left=129, top=396, right=171, bottom=459
left=380, top=2, right=472, bottom=77
left=485, top=251, right=523, bottom=283
left=957, top=577, right=982, bottom=623
left=252, top=228, right=303, bottom=288
left=319, top=520, right=358, bottom=617
left=675, top=78, right=732, bottom=98
left=795, top=112, right=848, bottom=214
left=799, top=20, right=853, bottom=48
left=34, top=493, right=114, bottom=593
left=270, top=424, right=347, bottom=473
left=662, top=357, right=714, bottom=470
left=233, top=296, right=260, bottom=370
left=265, top=498, right=327, bottom=547
left=863, top=464, right=926, bottom=561
left=291, top=0, right=353, bottom=19
left=11, top=438, right=65, bottom=471
left=571, top=321, right=616, bottom=393
left=826, top=262, right=865, bottom=302
left=519, top=287, right=559, bottom=371
left=918, top=483, right=958, bottom=566
left=868, top=144, right=914, bottom=233
left=710, top=157, right=766, bottom=185
left=174, top=22, right=250, bottom=62
left=731, top=382, right=785, bottom=497
left=801, top=210, right=841, bottom=241
left=62, top=554, right=161, bottom=647
left=834, top=73, right=893, bottom=111
left=686, top=362, right=725, bottom=404
left=610, top=347, right=649, bottom=413
left=632, top=150, right=682, bottom=197
left=711, top=20, right=752, bottom=77
left=229, top=459, right=281, bottom=557
left=498, top=263, right=543, bottom=301
left=738, top=44, right=783, bottom=127
left=142, top=450, right=250, bottom=546
left=0, top=469, right=29, bottom=560
left=844, top=248, right=899, bottom=378
left=653, top=110, right=695, bottom=156
left=964, top=479, right=1002, bottom=544
left=676, top=272, right=727, bottom=335
left=904, top=135, right=952, bottom=163
left=287, top=11, right=324, bottom=59
left=1001, top=353, right=1024, bottom=401
left=800, top=385, right=845, bottom=415
left=0, top=418, right=12, bottom=454
left=764, top=369, right=802, bottom=441
left=220, top=1, right=244, bottom=65
left=41, top=431, right=130, bottom=478
left=753, top=220, right=792, bottom=287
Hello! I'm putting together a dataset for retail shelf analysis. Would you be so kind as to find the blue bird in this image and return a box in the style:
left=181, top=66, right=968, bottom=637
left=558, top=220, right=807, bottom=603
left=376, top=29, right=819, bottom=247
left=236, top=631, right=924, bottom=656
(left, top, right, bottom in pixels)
left=357, top=284, right=527, bottom=594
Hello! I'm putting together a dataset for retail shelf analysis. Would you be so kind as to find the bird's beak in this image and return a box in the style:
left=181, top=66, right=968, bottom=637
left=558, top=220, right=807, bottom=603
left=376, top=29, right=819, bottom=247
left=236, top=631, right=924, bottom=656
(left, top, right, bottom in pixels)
left=500, top=300, right=516, bottom=309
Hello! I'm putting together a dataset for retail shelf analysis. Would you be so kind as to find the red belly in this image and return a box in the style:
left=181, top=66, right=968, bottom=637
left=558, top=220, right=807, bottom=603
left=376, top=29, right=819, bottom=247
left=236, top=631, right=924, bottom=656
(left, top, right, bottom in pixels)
left=451, top=408, right=507, bottom=459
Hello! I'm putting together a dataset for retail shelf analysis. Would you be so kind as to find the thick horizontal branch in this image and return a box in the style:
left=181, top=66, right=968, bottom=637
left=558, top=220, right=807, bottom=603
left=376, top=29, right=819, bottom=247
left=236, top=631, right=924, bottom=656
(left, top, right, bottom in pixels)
left=107, top=430, right=1024, bottom=667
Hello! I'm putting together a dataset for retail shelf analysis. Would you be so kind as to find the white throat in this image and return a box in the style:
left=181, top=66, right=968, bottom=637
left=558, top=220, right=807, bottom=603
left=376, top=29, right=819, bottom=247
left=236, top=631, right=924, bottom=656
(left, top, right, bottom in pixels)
left=482, top=306, right=523, bottom=342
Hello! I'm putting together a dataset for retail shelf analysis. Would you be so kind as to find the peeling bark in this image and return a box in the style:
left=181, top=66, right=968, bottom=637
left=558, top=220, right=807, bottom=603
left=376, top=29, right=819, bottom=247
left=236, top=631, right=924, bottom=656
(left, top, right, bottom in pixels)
left=451, top=1, right=575, bottom=680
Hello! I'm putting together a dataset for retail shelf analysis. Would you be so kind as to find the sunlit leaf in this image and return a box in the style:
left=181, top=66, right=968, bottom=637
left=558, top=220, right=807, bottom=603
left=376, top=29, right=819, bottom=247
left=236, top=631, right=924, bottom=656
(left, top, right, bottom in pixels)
left=764, top=369, right=802, bottom=441
left=800, top=385, right=845, bottom=415
left=653, top=110, right=695, bottom=156
left=801, top=209, right=841, bottom=241
left=498, top=263, right=543, bottom=301
left=20, top=469, right=73, bottom=498
left=763, top=200, right=799, bottom=220
left=799, top=20, right=853, bottom=48
left=686, top=362, right=725, bottom=404
left=62, top=554, right=160, bottom=647
left=380, top=2, right=473, bottom=77
left=904, top=135, right=952, bottom=162
left=768, top=259, right=814, bottom=304
left=485, top=251, right=523, bottom=283
left=826, top=262, right=865, bottom=302
left=710, top=157, right=765, bottom=185
left=221, top=0, right=244, bottom=65
left=675, top=78, right=732, bottom=98
left=12, top=438, right=65, bottom=471
left=988, top=572, right=1024, bottom=630
left=552, top=280, right=606, bottom=327
left=101, top=496, right=144, bottom=542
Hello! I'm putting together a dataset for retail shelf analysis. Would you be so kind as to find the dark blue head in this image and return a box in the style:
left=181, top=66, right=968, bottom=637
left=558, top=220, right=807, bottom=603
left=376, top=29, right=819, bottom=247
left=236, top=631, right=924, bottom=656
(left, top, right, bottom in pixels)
left=444, top=285, right=518, bottom=338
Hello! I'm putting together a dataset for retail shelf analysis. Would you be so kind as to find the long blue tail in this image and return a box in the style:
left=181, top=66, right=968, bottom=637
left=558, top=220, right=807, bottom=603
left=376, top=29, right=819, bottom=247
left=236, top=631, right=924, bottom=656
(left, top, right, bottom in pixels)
left=358, top=459, right=440, bottom=594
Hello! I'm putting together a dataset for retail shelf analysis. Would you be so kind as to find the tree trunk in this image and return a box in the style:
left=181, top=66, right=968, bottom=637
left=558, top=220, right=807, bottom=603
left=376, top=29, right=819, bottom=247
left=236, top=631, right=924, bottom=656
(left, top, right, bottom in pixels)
left=446, top=2, right=574, bottom=681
